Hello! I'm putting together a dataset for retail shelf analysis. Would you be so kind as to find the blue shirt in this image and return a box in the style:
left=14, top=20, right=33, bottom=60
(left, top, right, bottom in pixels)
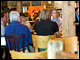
left=5, top=21, right=32, bottom=50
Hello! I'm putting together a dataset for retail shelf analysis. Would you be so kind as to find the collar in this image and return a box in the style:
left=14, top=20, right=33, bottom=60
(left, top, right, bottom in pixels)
left=1, top=21, right=5, bottom=27
left=11, top=21, right=20, bottom=24
left=51, top=18, right=60, bottom=22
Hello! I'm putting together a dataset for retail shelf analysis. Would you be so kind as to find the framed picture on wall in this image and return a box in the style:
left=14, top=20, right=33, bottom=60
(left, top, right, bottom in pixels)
left=22, top=1, right=30, bottom=7
left=32, top=1, right=41, bottom=6
left=7, top=1, right=17, bottom=8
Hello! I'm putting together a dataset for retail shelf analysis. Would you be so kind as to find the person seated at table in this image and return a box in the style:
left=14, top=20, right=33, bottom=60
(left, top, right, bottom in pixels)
left=34, top=8, right=60, bottom=52
left=34, top=8, right=60, bottom=37
left=20, top=13, right=32, bottom=32
left=1, top=11, right=9, bottom=59
left=51, top=8, right=62, bottom=37
left=24, top=10, right=32, bottom=21
left=5, top=11, right=34, bottom=52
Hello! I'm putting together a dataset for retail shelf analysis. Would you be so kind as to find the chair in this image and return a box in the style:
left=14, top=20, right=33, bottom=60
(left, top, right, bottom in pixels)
left=4, top=34, right=25, bottom=59
left=50, top=36, right=78, bottom=53
left=47, top=36, right=78, bottom=59
left=32, top=34, right=57, bottom=52
left=11, top=50, right=47, bottom=59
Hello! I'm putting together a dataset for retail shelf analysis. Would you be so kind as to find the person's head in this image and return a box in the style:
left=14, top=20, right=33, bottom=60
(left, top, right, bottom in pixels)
left=33, top=13, right=37, bottom=18
left=57, top=12, right=60, bottom=17
left=24, top=10, right=29, bottom=17
left=40, top=8, right=51, bottom=21
left=9, top=11, right=20, bottom=22
left=51, top=8, right=58, bottom=19
left=1, top=11, right=8, bottom=26
left=20, top=13, right=26, bottom=22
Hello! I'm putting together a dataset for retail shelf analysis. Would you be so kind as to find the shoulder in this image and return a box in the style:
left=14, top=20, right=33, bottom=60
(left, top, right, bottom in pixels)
left=58, top=17, right=62, bottom=21
left=49, top=20, right=57, bottom=24
left=20, top=23, right=29, bottom=29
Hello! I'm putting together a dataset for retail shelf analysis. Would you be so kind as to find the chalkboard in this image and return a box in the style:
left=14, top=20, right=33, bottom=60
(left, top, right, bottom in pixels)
left=22, top=1, right=30, bottom=6
left=32, top=1, right=41, bottom=6
left=7, top=1, right=17, bottom=7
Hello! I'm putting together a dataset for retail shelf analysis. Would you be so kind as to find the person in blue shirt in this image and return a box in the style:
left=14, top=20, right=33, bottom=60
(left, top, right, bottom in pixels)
left=5, top=11, right=33, bottom=52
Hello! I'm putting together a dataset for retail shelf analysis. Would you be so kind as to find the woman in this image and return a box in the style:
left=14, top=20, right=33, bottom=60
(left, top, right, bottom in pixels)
left=20, top=13, right=32, bottom=32
left=34, top=8, right=60, bottom=52
left=34, top=8, right=60, bottom=37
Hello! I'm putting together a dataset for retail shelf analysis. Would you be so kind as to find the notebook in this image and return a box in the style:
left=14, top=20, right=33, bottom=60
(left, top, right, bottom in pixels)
left=1, top=36, right=6, bottom=46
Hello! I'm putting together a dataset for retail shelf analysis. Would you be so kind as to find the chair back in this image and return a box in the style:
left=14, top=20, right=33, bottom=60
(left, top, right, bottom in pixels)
left=47, top=37, right=78, bottom=59
left=47, top=40, right=64, bottom=59
left=4, top=34, right=25, bottom=59
left=50, top=36, right=78, bottom=52
left=32, top=34, right=57, bottom=52
left=11, top=50, right=47, bottom=59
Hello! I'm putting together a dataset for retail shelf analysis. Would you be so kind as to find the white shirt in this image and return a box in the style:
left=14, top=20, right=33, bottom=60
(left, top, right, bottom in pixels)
left=1, top=21, right=5, bottom=36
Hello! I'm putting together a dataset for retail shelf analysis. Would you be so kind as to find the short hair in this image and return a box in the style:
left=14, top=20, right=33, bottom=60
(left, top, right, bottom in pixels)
left=51, top=8, right=57, bottom=13
left=40, top=8, right=51, bottom=21
left=9, top=11, right=20, bottom=22
left=1, top=11, right=7, bottom=18
left=20, top=13, right=25, bottom=17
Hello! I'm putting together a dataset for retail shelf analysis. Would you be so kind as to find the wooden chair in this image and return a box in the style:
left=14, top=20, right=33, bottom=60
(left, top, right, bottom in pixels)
left=4, top=34, right=25, bottom=59
left=11, top=50, right=47, bottom=59
left=32, top=34, right=57, bottom=52
left=47, top=36, right=78, bottom=59
left=50, top=36, right=78, bottom=53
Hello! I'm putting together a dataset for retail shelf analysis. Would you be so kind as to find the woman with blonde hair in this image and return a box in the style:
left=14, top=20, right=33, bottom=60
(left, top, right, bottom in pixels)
left=34, top=8, right=60, bottom=37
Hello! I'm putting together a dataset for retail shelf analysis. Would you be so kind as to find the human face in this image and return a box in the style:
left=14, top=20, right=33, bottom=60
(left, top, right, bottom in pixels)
left=34, top=13, right=37, bottom=18
left=51, top=10, right=58, bottom=19
left=21, top=16, right=26, bottom=22
left=2, top=13, right=8, bottom=26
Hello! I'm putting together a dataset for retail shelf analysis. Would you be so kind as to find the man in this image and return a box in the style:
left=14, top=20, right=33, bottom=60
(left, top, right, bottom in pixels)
left=1, top=11, right=8, bottom=36
left=5, top=11, right=33, bottom=52
left=51, top=9, right=62, bottom=36
left=1, top=11, right=8, bottom=59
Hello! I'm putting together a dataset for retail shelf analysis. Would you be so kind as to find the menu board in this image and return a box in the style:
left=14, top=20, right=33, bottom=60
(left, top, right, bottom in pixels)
left=22, top=1, right=30, bottom=6
left=32, top=1, right=41, bottom=6
left=7, top=1, right=17, bottom=7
